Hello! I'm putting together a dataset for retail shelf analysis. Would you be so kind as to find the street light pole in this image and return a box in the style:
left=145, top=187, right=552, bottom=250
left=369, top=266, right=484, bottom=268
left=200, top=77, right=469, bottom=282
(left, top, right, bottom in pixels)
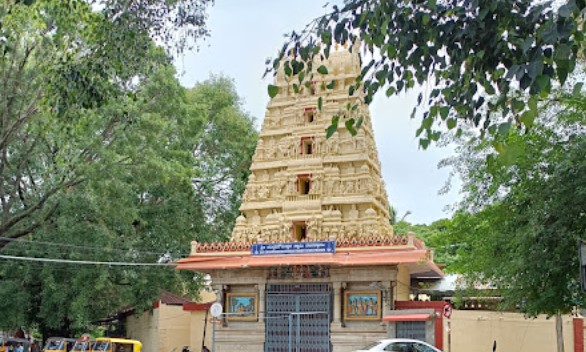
left=211, top=317, right=216, bottom=352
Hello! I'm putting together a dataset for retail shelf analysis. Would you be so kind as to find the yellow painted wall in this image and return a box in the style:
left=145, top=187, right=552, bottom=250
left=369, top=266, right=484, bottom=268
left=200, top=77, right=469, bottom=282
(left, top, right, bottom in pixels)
left=395, top=266, right=411, bottom=301
left=157, top=304, right=191, bottom=352
left=188, top=309, right=213, bottom=352
left=125, top=308, right=160, bottom=352
left=124, top=292, right=215, bottom=352
left=443, top=310, right=576, bottom=352
left=189, top=291, right=215, bottom=352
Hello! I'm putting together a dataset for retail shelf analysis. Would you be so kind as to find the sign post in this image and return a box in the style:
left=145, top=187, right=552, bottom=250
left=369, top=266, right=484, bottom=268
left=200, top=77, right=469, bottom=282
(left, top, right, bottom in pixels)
left=443, top=303, right=453, bottom=352
left=208, top=305, right=257, bottom=352
left=209, top=303, right=222, bottom=352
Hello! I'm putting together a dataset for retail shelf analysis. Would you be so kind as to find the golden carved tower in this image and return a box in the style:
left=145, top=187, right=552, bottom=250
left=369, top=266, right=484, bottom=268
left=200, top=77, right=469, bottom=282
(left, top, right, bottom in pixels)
left=231, top=49, right=393, bottom=244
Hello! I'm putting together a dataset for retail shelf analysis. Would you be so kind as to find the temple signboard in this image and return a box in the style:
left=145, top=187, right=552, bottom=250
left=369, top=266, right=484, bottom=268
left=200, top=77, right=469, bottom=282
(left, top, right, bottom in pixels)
left=251, top=241, right=335, bottom=255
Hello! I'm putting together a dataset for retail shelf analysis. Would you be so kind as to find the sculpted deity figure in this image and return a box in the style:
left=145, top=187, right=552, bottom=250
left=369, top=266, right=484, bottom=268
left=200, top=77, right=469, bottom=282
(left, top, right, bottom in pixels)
left=246, top=184, right=258, bottom=200
left=331, top=138, right=340, bottom=154
left=250, top=210, right=261, bottom=224
left=280, top=178, right=287, bottom=194
left=266, top=139, right=276, bottom=159
left=260, top=171, right=269, bottom=182
left=281, top=222, right=291, bottom=239
left=288, top=175, right=297, bottom=195
left=344, top=180, right=355, bottom=194
left=242, top=187, right=251, bottom=202
left=255, top=139, right=265, bottom=160
left=330, top=225, right=339, bottom=240
left=355, top=134, right=365, bottom=150
left=348, top=205, right=359, bottom=219
left=365, top=177, right=375, bottom=194
left=339, top=225, right=347, bottom=241
left=290, top=138, right=299, bottom=156
left=347, top=223, right=359, bottom=240
left=314, top=137, right=322, bottom=155
left=273, top=112, right=282, bottom=127
left=271, top=229, right=280, bottom=242
left=278, top=138, right=289, bottom=158
left=365, top=223, right=378, bottom=237
left=249, top=224, right=261, bottom=239
left=257, top=184, right=269, bottom=199
left=324, top=178, right=333, bottom=194
left=308, top=216, right=319, bottom=241
left=311, top=174, right=321, bottom=194
left=319, top=225, right=330, bottom=241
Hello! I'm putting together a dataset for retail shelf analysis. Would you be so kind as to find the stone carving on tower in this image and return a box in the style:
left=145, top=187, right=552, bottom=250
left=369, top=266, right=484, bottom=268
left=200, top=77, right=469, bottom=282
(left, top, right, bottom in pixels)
left=231, top=49, right=393, bottom=245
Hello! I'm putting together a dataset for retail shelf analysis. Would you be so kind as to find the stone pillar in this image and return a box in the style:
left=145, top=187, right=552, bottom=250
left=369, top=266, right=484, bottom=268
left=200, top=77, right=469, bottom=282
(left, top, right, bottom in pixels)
left=332, top=281, right=343, bottom=328
left=257, top=283, right=266, bottom=327
left=383, top=281, right=393, bottom=316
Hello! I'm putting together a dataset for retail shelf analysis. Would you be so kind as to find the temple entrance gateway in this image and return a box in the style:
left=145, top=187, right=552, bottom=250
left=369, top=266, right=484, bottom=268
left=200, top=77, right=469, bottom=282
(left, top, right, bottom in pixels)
left=265, top=283, right=332, bottom=352
left=177, top=49, right=445, bottom=352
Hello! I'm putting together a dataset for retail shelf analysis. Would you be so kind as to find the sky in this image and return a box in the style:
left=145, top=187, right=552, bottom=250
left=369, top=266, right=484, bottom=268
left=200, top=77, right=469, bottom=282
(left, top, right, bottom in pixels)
left=174, top=0, right=461, bottom=225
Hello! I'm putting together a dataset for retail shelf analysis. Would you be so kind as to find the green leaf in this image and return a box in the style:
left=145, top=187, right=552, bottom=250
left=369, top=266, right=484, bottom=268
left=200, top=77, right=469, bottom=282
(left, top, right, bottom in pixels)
left=422, top=117, right=433, bottom=130
left=512, top=99, right=525, bottom=112
left=497, top=121, right=511, bottom=136
left=573, top=82, right=584, bottom=96
left=519, top=109, right=536, bottom=128
left=317, top=65, right=329, bottom=75
left=332, top=114, right=340, bottom=126
left=419, top=138, right=430, bottom=149
left=326, top=124, right=337, bottom=138
left=446, top=119, right=457, bottom=130
left=439, top=107, right=449, bottom=120
left=386, top=87, right=396, bottom=97
left=268, top=85, right=278, bottom=98
left=345, top=118, right=357, bottom=136
left=321, top=32, right=332, bottom=45
left=356, top=116, right=364, bottom=129
left=298, top=71, right=305, bottom=84
left=326, top=81, right=336, bottom=89
left=493, top=141, right=505, bottom=154
left=318, top=96, right=323, bottom=111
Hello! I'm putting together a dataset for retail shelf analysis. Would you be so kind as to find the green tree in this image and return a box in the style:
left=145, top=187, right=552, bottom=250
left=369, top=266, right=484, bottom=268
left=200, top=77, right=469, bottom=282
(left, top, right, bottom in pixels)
left=441, top=93, right=586, bottom=352
left=393, top=219, right=455, bottom=268
left=186, top=76, right=258, bottom=241
left=0, top=67, right=257, bottom=338
left=0, top=0, right=212, bottom=244
left=268, top=0, right=586, bottom=147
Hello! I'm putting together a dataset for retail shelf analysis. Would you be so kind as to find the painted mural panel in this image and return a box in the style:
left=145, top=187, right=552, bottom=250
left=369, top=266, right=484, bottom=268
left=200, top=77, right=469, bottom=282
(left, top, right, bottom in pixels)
left=343, top=290, right=381, bottom=321
left=226, top=293, right=258, bottom=321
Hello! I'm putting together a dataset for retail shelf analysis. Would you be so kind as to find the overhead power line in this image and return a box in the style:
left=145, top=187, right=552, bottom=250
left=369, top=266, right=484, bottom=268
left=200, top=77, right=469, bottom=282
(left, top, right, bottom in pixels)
left=0, top=254, right=177, bottom=267
left=0, top=236, right=189, bottom=257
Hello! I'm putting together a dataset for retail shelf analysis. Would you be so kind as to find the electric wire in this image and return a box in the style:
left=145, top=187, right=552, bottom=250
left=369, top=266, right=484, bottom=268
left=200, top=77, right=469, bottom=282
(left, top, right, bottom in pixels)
left=0, top=236, right=189, bottom=258
left=0, top=254, right=177, bottom=266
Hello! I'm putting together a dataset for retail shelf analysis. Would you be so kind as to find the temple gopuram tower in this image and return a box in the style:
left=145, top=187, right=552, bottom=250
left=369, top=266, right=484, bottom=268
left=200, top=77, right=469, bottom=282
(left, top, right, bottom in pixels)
left=177, top=49, right=443, bottom=352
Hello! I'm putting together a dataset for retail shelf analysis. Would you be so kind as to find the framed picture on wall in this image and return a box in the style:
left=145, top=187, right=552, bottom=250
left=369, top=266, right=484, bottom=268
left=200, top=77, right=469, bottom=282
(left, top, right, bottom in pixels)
left=226, top=293, right=258, bottom=321
left=343, top=290, right=382, bottom=321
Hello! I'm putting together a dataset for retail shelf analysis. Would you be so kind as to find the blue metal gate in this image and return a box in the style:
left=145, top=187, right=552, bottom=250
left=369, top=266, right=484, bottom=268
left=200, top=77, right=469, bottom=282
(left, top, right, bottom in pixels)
left=265, top=283, right=332, bottom=352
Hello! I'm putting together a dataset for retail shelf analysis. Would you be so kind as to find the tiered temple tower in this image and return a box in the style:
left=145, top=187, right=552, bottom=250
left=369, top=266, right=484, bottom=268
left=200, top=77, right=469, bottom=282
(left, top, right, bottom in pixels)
left=178, top=49, right=443, bottom=352
left=232, top=49, right=394, bottom=245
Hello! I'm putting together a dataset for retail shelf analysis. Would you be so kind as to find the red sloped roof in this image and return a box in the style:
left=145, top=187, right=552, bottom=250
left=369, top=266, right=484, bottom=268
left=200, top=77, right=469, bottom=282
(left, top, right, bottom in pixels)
left=183, top=302, right=214, bottom=311
left=159, top=291, right=194, bottom=305
left=176, top=248, right=443, bottom=278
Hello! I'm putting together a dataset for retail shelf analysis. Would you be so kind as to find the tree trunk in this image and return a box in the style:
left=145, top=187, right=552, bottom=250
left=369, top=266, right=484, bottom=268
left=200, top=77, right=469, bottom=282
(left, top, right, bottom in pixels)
left=556, top=311, right=565, bottom=352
